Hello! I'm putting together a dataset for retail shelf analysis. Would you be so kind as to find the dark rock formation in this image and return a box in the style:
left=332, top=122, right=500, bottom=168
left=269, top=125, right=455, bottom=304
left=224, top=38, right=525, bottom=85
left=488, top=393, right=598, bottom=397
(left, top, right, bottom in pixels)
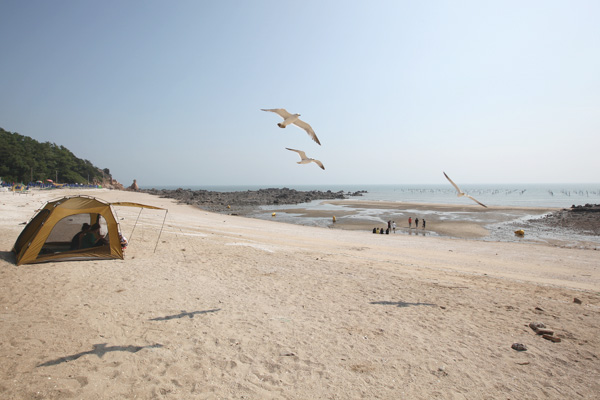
left=128, top=179, right=140, bottom=191
left=142, top=187, right=366, bottom=213
left=570, top=204, right=600, bottom=213
left=527, top=204, right=600, bottom=235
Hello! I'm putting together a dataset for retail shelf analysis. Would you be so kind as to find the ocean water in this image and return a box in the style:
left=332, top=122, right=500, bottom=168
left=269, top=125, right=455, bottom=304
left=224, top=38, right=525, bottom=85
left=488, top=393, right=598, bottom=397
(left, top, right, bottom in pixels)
left=142, top=183, right=600, bottom=208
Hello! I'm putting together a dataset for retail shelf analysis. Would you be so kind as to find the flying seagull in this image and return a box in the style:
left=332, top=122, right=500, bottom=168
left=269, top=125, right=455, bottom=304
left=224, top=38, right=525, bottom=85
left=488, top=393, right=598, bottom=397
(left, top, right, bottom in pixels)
left=286, top=148, right=325, bottom=170
left=443, top=172, right=487, bottom=208
left=261, top=108, right=321, bottom=145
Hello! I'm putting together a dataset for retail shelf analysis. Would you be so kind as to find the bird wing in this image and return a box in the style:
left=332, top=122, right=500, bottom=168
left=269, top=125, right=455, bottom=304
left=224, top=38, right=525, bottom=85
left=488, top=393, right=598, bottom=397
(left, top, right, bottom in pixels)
left=293, top=119, right=321, bottom=145
left=286, top=147, right=307, bottom=160
left=443, top=172, right=463, bottom=194
left=312, top=159, right=325, bottom=170
left=465, top=195, right=488, bottom=208
left=261, top=108, right=292, bottom=119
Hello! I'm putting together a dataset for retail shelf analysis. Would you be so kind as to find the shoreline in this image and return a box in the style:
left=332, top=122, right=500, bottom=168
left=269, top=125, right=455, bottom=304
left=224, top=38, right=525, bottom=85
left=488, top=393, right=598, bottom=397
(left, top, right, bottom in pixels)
left=236, top=199, right=599, bottom=250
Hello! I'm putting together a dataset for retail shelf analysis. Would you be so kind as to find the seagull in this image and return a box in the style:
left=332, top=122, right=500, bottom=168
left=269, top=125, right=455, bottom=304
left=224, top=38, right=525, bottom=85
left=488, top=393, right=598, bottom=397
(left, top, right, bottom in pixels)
left=286, top=148, right=325, bottom=170
left=261, top=108, right=321, bottom=145
left=443, top=172, right=487, bottom=208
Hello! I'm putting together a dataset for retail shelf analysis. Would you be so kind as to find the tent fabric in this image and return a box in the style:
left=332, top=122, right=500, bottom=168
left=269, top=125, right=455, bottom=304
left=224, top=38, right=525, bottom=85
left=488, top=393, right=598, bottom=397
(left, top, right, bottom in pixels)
left=110, top=202, right=165, bottom=210
left=12, top=195, right=165, bottom=266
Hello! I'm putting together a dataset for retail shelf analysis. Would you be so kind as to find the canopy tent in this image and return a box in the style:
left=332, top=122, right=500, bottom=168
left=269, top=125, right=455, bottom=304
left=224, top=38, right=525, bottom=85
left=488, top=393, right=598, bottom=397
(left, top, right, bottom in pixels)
left=13, top=195, right=167, bottom=266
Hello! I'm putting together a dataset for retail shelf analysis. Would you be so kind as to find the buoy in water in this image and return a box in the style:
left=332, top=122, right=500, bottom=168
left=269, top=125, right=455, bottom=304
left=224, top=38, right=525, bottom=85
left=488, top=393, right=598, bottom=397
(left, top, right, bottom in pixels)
left=332, top=216, right=336, bottom=223
left=272, top=212, right=276, bottom=217
left=514, top=229, right=525, bottom=236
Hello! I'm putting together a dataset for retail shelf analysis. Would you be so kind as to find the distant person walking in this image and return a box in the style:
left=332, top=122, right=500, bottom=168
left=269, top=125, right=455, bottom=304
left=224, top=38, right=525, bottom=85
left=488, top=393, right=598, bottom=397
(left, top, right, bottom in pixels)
left=392, top=221, right=396, bottom=233
left=415, top=218, right=419, bottom=229
left=422, top=219, right=426, bottom=229
left=408, top=217, right=412, bottom=228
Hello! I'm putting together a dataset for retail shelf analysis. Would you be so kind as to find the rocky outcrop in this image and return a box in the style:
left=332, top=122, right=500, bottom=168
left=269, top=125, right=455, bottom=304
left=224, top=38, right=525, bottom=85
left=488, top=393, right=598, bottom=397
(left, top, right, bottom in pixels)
left=128, top=179, right=140, bottom=191
left=570, top=204, right=600, bottom=213
left=142, top=187, right=366, bottom=213
left=527, top=204, right=600, bottom=235
left=101, top=177, right=124, bottom=190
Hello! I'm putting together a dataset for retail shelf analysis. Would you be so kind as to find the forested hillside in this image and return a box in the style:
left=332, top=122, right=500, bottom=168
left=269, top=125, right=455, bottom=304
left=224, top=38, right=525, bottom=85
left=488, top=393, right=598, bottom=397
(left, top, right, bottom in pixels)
left=0, top=127, right=108, bottom=184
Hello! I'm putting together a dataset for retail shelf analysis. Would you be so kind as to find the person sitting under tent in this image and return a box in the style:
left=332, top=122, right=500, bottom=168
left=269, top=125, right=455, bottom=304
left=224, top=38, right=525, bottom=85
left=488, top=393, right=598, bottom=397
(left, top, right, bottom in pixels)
left=81, top=223, right=109, bottom=248
left=70, top=223, right=90, bottom=250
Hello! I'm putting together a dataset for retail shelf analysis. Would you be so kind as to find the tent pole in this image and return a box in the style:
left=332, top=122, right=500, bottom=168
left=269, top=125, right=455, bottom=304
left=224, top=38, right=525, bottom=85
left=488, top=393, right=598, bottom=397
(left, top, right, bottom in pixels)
left=154, top=210, right=168, bottom=253
left=129, top=208, right=144, bottom=241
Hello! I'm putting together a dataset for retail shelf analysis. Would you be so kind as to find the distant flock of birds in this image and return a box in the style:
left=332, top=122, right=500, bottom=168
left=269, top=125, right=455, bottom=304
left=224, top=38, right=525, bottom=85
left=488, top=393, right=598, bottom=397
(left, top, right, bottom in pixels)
left=261, top=108, right=487, bottom=207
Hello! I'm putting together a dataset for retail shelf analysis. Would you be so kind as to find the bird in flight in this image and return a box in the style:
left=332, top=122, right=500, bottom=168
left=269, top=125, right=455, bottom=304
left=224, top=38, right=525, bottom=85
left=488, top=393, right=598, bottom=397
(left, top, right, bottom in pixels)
left=261, top=108, right=321, bottom=145
left=443, top=172, right=487, bottom=208
left=286, top=148, right=325, bottom=170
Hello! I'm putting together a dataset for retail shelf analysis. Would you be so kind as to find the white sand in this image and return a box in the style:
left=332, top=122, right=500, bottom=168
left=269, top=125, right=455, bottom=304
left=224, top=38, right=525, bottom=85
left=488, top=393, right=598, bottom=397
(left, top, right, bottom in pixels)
left=1, top=189, right=599, bottom=399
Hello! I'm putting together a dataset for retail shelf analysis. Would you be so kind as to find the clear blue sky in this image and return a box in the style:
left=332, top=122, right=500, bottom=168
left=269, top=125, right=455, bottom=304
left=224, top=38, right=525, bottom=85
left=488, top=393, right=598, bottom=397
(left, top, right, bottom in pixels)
left=1, top=1, right=599, bottom=186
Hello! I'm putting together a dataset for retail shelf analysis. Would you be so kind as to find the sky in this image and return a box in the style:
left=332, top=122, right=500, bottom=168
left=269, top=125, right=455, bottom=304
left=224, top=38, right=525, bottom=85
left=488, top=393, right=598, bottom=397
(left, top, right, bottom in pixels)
left=1, top=1, right=599, bottom=187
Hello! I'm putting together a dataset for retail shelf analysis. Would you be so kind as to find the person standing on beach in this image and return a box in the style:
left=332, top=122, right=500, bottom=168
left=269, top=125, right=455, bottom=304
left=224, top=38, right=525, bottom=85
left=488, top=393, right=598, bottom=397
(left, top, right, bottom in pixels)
left=392, top=221, right=396, bottom=233
left=408, top=217, right=412, bottom=228
left=415, top=218, right=419, bottom=229
left=422, top=219, right=426, bottom=229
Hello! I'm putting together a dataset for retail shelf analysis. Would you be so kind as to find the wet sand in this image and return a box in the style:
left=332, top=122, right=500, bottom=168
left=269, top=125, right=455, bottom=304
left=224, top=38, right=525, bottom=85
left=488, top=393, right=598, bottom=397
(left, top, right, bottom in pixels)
left=256, top=200, right=561, bottom=238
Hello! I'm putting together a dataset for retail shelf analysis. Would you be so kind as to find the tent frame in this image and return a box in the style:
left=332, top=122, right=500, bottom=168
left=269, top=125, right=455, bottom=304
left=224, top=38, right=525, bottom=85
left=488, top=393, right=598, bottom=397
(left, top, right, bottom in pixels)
left=13, top=195, right=167, bottom=265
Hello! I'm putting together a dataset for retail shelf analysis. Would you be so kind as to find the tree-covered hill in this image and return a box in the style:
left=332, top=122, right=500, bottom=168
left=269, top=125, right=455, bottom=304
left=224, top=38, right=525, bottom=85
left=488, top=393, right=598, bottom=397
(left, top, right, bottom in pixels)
left=0, top=127, right=109, bottom=184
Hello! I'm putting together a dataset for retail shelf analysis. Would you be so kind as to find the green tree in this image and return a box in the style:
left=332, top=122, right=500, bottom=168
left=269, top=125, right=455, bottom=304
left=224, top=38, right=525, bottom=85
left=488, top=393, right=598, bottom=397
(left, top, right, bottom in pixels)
left=0, top=127, right=109, bottom=184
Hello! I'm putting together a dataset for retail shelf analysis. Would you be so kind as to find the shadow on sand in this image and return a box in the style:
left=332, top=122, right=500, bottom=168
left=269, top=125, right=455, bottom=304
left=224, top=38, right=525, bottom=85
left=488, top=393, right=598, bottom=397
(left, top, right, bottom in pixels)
left=370, top=301, right=436, bottom=308
left=149, top=308, right=221, bottom=321
left=0, top=251, right=16, bottom=264
left=37, top=343, right=163, bottom=367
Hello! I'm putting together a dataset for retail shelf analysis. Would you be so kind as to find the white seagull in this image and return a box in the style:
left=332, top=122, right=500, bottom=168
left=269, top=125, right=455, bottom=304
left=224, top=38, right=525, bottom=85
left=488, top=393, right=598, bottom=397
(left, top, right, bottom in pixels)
left=286, top=148, right=325, bottom=170
left=443, top=172, right=487, bottom=208
left=261, top=108, right=321, bottom=145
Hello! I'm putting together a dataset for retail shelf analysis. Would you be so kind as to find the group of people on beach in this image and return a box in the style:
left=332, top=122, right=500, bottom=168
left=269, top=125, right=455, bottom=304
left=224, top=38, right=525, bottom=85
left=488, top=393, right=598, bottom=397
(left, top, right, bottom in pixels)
left=372, top=217, right=427, bottom=235
left=372, top=217, right=427, bottom=234
left=408, top=217, right=426, bottom=229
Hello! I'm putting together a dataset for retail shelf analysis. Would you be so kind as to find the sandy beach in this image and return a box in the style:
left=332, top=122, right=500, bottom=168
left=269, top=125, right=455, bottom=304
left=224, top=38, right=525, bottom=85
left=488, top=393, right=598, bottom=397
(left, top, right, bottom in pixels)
left=1, top=189, right=599, bottom=399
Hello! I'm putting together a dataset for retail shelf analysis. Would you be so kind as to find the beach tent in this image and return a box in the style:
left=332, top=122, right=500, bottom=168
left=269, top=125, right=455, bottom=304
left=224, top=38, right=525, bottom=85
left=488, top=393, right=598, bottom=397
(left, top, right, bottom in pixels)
left=13, top=195, right=167, bottom=266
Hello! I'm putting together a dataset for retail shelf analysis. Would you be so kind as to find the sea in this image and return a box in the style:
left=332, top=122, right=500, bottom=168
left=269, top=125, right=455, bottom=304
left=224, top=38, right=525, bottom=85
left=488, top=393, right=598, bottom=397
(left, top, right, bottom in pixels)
left=141, top=183, right=600, bottom=208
